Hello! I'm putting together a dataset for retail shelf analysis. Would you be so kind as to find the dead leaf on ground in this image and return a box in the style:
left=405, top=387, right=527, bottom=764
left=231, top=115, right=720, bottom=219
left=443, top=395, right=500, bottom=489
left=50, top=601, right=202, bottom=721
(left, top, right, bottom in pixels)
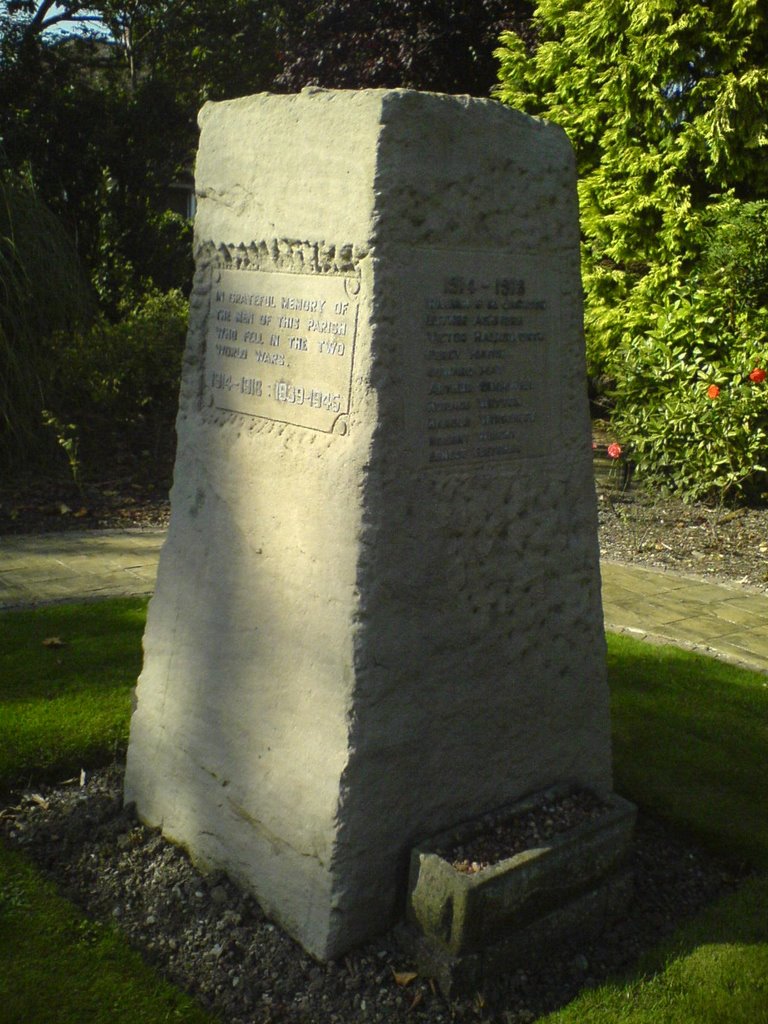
left=74, top=507, right=90, bottom=518
left=392, top=970, right=418, bottom=987
left=42, top=636, right=66, bottom=648
left=409, top=990, right=423, bottom=1011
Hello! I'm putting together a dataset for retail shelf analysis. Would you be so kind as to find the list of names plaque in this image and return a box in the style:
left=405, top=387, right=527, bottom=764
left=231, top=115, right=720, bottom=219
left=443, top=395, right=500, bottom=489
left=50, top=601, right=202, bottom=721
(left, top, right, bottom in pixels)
left=404, top=250, right=560, bottom=468
left=205, top=267, right=359, bottom=432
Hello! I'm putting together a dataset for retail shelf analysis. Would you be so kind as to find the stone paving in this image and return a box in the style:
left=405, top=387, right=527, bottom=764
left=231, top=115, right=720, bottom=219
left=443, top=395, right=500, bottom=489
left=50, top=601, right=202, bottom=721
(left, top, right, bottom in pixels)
left=0, top=530, right=164, bottom=609
left=601, top=560, right=768, bottom=674
left=1, top=530, right=767, bottom=674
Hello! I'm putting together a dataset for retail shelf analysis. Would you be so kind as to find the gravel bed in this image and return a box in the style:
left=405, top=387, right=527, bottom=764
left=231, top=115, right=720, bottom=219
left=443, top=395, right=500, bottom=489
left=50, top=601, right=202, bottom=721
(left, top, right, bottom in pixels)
left=0, top=764, right=749, bottom=1024
left=436, top=789, right=608, bottom=874
left=595, top=477, right=768, bottom=593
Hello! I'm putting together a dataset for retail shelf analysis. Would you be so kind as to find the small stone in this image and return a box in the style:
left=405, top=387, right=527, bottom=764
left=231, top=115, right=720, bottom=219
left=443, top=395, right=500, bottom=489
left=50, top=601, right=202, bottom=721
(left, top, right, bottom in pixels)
left=211, top=885, right=228, bottom=905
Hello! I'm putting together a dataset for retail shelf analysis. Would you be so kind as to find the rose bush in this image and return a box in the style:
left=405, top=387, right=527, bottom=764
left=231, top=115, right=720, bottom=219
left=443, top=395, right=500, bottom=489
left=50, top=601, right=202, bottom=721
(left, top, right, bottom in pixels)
left=608, top=203, right=768, bottom=503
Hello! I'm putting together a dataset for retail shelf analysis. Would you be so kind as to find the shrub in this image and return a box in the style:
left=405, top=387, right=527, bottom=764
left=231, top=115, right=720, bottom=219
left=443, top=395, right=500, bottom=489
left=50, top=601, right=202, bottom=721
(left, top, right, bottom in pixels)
left=0, top=173, right=92, bottom=465
left=495, top=3, right=768, bottom=502
left=609, top=203, right=768, bottom=502
left=50, top=286, right=188, bottom=460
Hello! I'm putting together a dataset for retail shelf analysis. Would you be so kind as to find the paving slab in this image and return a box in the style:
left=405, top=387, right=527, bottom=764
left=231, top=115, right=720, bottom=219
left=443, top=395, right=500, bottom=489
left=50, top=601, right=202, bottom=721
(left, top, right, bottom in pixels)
left=1, top=534, right=766, bottom=674
left=0, top=530, right=164, bottom=609
left=601, top=561, right=768, bottom=673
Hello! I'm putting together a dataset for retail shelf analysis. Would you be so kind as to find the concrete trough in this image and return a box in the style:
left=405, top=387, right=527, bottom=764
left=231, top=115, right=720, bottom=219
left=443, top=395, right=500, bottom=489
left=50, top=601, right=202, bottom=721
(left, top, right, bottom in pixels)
left=404, top=785, right=637, bottom=995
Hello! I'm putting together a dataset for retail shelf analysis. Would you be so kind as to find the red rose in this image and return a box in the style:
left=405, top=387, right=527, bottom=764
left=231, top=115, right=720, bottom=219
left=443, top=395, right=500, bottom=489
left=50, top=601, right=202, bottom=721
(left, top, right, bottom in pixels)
left=607, top=442, right=622, bottom=459
left=707, top=384, right=720, bottom=399
left=749, top=367, right=766, bottom=383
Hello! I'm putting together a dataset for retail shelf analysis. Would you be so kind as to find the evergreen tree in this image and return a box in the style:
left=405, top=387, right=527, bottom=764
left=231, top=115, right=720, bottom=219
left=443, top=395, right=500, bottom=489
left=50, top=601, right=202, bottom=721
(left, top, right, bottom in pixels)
left=496, top=0, right=768, bottom=371
left=496, top=1, right=768, bottom=501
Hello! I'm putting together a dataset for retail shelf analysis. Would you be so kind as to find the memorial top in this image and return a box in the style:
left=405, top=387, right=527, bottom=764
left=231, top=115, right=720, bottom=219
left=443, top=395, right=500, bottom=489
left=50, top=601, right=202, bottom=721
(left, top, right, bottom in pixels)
left=195, top=89, right=577, bottom=254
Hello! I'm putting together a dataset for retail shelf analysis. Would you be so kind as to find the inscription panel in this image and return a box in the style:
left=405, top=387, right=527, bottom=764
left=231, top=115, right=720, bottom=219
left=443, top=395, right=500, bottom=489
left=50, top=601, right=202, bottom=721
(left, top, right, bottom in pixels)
left=404, top=251, right=561, bottom=467
left=205, top=267, right=359, bottom=432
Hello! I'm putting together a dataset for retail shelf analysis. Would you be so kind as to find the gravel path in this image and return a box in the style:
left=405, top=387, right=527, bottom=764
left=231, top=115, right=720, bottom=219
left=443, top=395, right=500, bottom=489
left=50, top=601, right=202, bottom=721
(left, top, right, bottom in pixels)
left=1, top=765, right=749, bottom=1024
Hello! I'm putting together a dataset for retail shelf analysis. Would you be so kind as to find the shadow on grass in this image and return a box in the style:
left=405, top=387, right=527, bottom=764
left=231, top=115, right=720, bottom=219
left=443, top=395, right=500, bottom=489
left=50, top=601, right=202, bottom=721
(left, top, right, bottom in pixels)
left=545, top=876, right=768, bottom=1024
left=607, top=633, right=768, bottom=871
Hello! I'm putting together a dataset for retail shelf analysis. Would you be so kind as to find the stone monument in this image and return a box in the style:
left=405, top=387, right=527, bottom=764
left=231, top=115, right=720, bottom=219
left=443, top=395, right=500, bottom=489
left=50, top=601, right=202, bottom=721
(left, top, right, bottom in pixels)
left=124, top=88, right=612, bottom=961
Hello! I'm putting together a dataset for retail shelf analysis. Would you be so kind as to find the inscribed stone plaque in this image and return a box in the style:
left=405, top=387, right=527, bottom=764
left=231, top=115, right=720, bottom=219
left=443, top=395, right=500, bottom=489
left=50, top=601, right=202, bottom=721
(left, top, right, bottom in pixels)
left=402, top=250, right=560, bottom=468
left=206, top=267, right=359, bottom=432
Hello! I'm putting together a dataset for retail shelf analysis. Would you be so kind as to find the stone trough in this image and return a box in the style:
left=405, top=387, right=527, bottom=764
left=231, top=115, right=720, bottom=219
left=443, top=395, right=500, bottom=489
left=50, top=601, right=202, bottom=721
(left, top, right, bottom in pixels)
left=403, top=784, right=637, bottom=995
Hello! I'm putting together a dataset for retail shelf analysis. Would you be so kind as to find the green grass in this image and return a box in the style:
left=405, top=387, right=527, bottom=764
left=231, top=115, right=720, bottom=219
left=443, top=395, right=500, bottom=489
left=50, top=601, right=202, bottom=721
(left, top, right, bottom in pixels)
left=542, top=877, right=768, bottom=1023
left=1, top=602, right=767, bottom=1023
left=607, top=632, right=768, bottom=868
left=0, top=597, right=147, bottom=791
left=542, top=633, right=768, bottom=1024
left=0, top=842, right=218, bottom=1024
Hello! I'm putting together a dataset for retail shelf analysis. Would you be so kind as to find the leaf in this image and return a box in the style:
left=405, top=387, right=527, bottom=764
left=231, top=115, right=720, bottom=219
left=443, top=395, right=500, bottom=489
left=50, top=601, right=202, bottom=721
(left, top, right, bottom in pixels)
left=392, top=970, right=418, bottom=987
left=74, top=507, right=89, bottom=518
left=409, top=990, right=423, bottom=1011
left=42, top=636, right=66, bottom=648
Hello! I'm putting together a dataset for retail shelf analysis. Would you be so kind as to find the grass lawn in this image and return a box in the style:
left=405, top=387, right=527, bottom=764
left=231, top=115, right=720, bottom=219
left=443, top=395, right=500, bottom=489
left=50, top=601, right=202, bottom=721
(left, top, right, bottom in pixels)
left=608, top=633, right=768, bottom=869
left=0, top=597, right=147, bottom=791
left=543, top=875, right=768, bottom=1023
left=0, top=842, right=218, bottom=1024
left=1, top=601, right=767, bottom=1023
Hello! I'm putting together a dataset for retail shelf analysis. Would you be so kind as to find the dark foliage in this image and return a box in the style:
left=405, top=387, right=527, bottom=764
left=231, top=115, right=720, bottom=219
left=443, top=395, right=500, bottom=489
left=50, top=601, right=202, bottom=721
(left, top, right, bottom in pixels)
left=275, top=0, right=535, bottom=96
left=0, top=2, right=284, bottom=305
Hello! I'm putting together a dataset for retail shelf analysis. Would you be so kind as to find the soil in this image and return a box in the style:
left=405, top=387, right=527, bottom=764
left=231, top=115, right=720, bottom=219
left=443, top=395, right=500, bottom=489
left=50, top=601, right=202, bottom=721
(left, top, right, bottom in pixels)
left=0, top=765, right=752, bottom=1024
left=439, top=789, right=610, bottom=874
left=0, top=450, right=173, bottom=536
left=596, top=483, right=768, bottom=593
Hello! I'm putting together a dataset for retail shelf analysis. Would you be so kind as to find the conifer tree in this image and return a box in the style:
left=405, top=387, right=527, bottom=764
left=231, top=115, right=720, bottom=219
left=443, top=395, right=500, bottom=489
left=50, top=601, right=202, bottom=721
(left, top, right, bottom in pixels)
left=496, top=0, right=768, bottom=372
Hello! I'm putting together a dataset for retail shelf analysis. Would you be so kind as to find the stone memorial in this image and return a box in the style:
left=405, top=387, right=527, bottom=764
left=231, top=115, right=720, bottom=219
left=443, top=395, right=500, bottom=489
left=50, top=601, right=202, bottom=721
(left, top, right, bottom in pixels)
left=124, top=88, right=614, bottom=961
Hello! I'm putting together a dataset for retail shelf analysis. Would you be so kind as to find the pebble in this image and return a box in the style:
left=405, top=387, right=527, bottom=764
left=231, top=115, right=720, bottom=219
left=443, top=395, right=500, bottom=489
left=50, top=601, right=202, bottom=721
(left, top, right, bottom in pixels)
left=438, top=789, right=609, bottom=872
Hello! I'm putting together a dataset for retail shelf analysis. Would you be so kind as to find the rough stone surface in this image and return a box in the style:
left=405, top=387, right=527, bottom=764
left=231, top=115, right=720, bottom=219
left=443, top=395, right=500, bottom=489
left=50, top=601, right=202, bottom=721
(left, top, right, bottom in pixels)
left=124, top=88, right=610, bottom=960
